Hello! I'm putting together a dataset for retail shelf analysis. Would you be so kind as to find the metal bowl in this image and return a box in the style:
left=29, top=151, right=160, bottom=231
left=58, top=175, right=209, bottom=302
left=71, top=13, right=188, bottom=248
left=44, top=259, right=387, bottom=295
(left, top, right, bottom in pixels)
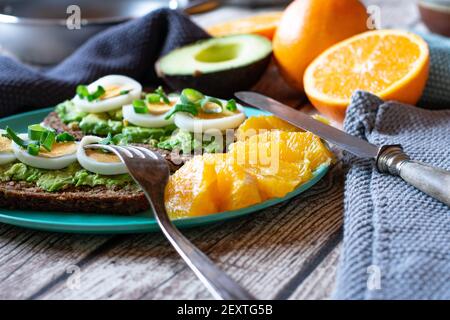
left=0, top=0, right=188, bottom=65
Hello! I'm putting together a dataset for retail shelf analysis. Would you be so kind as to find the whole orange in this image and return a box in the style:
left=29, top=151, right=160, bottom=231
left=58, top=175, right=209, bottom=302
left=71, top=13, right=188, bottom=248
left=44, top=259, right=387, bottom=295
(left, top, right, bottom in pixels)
left=273, top=0, right=369, bottom=92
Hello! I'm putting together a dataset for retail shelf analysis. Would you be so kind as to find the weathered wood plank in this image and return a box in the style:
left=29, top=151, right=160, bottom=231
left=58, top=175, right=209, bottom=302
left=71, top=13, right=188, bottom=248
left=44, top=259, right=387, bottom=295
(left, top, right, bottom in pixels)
left=37, top=163, right=344, bottom=300
left=289, top=243, right=341, bottom=300
left=0, top=224, right=112, bottom=299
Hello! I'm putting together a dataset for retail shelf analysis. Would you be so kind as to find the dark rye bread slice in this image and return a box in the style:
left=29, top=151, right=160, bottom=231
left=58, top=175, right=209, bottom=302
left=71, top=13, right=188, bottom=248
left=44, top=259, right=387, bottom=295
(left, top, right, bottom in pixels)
left=0, top=112, right=193, bottom=215
left=0, top=181, right=148, bottom=215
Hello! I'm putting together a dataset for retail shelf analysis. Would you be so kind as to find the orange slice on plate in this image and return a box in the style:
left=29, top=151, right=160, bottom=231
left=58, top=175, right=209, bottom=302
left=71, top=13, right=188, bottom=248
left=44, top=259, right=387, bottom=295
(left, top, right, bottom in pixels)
left=304, top=30, right=430, bottom=122
left=206, top=12, right=283, bottom=40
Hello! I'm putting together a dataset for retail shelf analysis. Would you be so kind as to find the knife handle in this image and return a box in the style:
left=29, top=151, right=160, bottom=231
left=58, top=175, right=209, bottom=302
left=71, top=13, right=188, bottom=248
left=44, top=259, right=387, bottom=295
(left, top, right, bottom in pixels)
left=377, top=145, right=450, bottom=207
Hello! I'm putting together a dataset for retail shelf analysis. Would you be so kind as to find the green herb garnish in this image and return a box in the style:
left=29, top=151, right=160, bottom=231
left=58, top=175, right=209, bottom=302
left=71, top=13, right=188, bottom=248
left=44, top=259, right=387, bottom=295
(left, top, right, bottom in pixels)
left=120, top=89, right=131, bottom=95
left=40, top=130, right=56, bottom=152
left=225, top=99, right=237, bottom=112
left=201, top=97, right=223, bottom=114
left=27, top=143, right=40, bottom=156
left=5, top=126, right=27, bottom=148
left=181, top=88, right=204, bottom=104
left=133, top=99, right=148, bottom=114
left=7, top=125, right=75, bottom=156
left=154, top=86, right=170, bottom=104
left=146, top=86, right=170, bottom=105
left=76, top=85, right=106, bottom=102
left=56, top=132, right=75, bottom=142
left=99, top=133, right=114, bottom=145
left=165, top=103, right=199, bottom=119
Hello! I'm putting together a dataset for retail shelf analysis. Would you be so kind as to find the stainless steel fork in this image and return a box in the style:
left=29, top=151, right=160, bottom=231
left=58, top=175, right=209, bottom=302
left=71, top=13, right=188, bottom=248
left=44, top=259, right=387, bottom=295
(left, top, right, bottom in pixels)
left=84, top=144, right=255, bottom=300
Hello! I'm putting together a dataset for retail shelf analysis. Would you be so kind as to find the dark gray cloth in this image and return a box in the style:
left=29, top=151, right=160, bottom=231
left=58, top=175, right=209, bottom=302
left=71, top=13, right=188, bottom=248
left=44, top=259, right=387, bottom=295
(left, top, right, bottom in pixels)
left=334, top=90, right=450, bottom=299
left=0, top=8, right=209, bottom=117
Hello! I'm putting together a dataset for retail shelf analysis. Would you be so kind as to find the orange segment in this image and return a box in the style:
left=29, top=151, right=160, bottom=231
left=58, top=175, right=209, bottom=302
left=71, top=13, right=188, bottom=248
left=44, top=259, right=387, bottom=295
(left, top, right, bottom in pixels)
left=304, top=30, right=430, bottom=122
left=215, top=159, right=262, bottom=211
left=229, top=131, right=333, bottom=171
left=244, top=160, right=312, bottom=200
left=236, top=115, right=301, bottom=141
left=165, top=155, right=219, bottom=219
left=165, top=129, right=334, bottom=218
left=206, top=12, right=283, bottom=40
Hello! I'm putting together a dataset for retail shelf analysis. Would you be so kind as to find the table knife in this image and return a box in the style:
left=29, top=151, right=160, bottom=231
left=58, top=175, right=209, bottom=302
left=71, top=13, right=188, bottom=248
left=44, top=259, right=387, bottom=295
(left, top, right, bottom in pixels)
left=235, top=91, right=450, bottom=207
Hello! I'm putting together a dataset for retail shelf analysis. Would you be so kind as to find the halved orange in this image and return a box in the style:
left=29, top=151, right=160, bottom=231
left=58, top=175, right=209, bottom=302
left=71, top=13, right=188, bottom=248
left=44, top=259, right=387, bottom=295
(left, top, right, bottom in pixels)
left=304, top=30, right=430, bottom=122
left=206, top=12, right=283, bottom=40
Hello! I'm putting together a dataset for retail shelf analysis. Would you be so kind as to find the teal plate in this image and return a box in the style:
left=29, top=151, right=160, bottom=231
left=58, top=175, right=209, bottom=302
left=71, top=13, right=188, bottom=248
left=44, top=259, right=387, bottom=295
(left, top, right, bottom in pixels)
left=0, top=107, right=330, bottom=234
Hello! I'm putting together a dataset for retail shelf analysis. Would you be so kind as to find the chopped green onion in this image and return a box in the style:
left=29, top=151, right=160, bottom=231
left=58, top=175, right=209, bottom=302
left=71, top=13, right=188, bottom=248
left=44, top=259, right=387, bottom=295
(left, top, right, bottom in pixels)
left=120, top=89, right=131, bottom=95
left=89, top=85, right=105, bottom=101
left=99, top=133, right=114, bottom=145
left=56, top=132, right=75, bottom=142
left=5, top=127, right=27, bottom=149
left=76, top=85, right=89, bottom=99
left=155, top=86, right=170, bottom=104
left=27, top=143, right=40, bottom=156
left=146, top=93, right=162, bottom=104
left=133, top=99, right=148, bottom=114
left=76, top=85, right=105, bottom=101
left=40, top=130, right=55, bottom=151
left=201, top=97, right=223, bottom=114
left=225, top=99, right=237, bottom=112
left=165, top=103, right=199, bottom=120
left=28, top=124, right=50, bottom=141
left=181, top=88, right=204, bottom=104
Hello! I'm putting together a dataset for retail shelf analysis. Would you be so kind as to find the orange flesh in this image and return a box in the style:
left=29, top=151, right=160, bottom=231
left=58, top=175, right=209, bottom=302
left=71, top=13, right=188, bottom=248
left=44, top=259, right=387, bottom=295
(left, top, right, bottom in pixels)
left=207, top=12, right=282, bottom=40
left=165, top=116, right=334, bottom=219
left=310, top=34, right=422, bottom=100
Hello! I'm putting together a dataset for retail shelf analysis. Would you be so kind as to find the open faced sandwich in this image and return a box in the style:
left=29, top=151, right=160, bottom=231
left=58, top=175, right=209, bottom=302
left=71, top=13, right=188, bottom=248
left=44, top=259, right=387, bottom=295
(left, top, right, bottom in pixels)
left=0, top=75, right=333, bottom=217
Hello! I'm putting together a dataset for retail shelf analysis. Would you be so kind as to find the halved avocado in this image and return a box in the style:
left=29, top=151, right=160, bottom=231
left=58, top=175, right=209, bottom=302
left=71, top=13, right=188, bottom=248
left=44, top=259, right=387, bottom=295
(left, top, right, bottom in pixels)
left=155, top=34, right=272, bottom=98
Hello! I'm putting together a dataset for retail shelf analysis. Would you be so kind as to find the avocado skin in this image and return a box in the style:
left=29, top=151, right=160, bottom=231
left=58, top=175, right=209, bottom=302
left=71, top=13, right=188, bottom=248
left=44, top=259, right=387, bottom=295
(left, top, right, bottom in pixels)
left=157, top=54, right=271, bottom=98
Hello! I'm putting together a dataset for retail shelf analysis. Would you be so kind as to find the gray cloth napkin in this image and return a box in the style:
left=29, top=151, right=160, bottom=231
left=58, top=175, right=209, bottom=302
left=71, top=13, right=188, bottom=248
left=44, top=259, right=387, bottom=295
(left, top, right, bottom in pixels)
left=333, top=32, right=450, bottom=300
left=334, top=91, right=450, bottom=299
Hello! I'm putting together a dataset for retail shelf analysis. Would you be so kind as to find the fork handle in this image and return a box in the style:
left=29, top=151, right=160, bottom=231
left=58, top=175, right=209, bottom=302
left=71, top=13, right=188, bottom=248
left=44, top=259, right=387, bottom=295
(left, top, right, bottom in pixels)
left=149, top=197, right=256, bottom=300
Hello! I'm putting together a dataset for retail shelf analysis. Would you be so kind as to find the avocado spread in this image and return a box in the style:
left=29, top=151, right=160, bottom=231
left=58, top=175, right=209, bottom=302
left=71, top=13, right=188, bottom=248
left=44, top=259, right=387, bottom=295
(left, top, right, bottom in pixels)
left=0, top=162, right=136, bottom=192
left=55, top=100, right=223, bottom=153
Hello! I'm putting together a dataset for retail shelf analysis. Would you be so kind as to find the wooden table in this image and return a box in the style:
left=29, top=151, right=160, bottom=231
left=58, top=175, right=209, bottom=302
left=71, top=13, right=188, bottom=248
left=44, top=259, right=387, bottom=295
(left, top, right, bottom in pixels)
left=0, top=0, right=425, bottom=300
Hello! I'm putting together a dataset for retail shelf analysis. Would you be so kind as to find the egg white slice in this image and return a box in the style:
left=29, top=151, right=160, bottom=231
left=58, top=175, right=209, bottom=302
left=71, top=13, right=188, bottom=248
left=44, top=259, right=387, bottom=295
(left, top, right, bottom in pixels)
left=72, top=75, right=142, bottom=113
left=174, top=100, right=246, bottom=133
left=12, top=134, right=78, bottom=169
left=77, top=136, right=128, bottom=175
left=0, top=130, right=16, bottom=165
left=122, top=96, right=178, bottom=128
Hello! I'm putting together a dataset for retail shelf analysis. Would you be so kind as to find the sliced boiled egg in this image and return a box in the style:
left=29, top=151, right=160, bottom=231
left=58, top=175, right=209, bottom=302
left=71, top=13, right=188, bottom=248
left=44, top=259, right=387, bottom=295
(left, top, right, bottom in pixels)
left=174, top=99, right=246, bottom=133
left=11, top=134, right=77, bottom=169
left=0, top=130, right=16, bottom=165
left=122, top=95, right=178, bottom=128
left=77, top=136, right=128, bottom=175
left=72, top=75, right=142, bottom=113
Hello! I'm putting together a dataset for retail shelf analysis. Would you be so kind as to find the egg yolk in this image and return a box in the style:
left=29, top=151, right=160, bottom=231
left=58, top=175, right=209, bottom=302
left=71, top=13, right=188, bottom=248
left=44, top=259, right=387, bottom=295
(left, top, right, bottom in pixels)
left=39, top=142, right=77, bottom=158
left=147, top=101, right=176, bottom=115
left=86, top=149, right=121, bottom=163
left=100, top=85, right=127, bottom=100
left=196, top=108, right=241, bottom=120
left=0, top=136, right=12, bottom=153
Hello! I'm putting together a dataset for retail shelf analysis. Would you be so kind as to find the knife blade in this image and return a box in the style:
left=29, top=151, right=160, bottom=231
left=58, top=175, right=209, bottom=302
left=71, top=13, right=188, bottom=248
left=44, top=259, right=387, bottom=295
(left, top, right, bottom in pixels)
left=235, top=91, right=380, bottom=159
